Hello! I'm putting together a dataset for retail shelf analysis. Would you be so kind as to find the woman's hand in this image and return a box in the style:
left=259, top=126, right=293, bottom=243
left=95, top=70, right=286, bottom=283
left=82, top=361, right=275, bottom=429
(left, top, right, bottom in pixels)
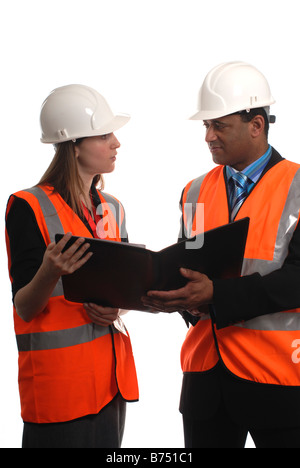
left=41, top=232, right=93, bottom=281
left=15, top=232, right=93, bottom=322
left=83, top=303, right=120, bottom=326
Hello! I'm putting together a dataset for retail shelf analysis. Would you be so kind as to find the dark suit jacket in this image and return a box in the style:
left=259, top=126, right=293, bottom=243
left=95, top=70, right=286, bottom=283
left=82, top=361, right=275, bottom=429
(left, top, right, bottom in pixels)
left=179, top=149, right=300, bottom=428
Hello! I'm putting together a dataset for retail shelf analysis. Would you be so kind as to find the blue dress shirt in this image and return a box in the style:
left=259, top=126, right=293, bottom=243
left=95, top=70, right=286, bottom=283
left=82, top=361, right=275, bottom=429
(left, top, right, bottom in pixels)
left=226, top=145, right=272, bottom=211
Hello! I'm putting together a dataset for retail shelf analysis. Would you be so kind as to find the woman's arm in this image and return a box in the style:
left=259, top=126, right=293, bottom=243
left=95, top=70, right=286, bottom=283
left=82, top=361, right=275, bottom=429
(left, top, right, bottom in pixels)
left=7, top=197, right=120, bottom=325
left=15, top=233, right=93, bottom=322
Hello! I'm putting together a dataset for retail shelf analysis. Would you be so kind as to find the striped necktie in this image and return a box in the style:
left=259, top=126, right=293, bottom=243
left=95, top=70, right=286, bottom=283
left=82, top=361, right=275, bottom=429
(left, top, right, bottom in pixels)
left=231, top=172, right=249, bottom=221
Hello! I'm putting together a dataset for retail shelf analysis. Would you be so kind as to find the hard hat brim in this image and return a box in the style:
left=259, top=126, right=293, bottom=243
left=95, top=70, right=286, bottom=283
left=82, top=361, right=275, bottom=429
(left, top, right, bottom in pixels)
left=41, top=114, right=130, bottom=144
left=189, top=100, right=276, bottom=122
left=95, top=113, right=131, bottom=136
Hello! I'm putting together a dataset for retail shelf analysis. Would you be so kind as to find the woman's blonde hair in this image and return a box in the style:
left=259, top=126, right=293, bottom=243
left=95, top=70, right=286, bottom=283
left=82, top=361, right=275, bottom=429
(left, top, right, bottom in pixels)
left=38, top=140, right=104, bottom=217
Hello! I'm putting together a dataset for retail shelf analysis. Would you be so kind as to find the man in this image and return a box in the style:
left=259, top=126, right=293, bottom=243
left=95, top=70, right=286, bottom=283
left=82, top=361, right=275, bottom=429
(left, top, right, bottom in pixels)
left=142, top=62, right=300, bottom=448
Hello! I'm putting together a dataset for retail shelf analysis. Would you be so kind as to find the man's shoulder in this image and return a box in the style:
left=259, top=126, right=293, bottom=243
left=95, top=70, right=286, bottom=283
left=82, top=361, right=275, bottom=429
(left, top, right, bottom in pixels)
left=183, top=165, right=224, bottom=194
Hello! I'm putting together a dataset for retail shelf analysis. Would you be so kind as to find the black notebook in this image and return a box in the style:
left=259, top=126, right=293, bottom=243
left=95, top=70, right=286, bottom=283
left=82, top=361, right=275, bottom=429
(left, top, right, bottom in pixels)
left=55, top=217, right=249, bottom=312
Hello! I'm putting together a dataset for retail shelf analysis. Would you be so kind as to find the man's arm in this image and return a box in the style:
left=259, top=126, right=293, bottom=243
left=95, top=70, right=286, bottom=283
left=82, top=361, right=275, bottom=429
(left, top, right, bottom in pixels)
left=142, top=219, right=300, bottom=328
left=213, top=220, right=300, bottom=329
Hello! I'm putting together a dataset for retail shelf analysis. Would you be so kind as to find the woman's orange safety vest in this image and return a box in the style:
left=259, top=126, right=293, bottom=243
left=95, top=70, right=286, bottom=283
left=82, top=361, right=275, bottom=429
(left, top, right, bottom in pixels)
left=180, top=159, right=300, bottom=386
left=5, top=185, right=139, bottom=423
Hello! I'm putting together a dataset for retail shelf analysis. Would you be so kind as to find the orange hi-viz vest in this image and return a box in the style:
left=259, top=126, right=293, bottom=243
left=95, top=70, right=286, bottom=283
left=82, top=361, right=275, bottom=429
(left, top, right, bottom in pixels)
left=5, top=185, right=139, bottom=424
left=180, top=157, right=300, bottom=386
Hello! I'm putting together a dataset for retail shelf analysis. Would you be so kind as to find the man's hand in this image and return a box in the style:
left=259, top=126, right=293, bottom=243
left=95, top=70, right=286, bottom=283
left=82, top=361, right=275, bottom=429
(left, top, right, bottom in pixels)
left=141, top=268, right=213, bottom=313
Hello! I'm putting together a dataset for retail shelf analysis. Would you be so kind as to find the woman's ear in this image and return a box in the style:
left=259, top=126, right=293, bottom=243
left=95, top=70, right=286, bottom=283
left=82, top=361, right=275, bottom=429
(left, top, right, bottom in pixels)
left=74, top=145, right=80, bottom=159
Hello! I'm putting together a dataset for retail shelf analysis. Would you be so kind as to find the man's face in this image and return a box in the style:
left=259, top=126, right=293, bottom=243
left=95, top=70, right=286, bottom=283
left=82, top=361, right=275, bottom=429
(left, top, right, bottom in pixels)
left=203, top=114, right=254, bottom=171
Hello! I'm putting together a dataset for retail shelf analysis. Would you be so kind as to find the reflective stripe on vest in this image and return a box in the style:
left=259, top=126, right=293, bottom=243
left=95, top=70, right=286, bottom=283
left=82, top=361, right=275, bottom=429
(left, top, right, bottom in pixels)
left=16, top=322, right=119, bottom=352
left=180, top=157, right=300, bottom=386
left=97, top=191, right=128, bottom=240
left=23, top=187, right=65, bottom=298
left=181, top=174, right=207, bottom=239
left=24, top=186, right=64, bottom=242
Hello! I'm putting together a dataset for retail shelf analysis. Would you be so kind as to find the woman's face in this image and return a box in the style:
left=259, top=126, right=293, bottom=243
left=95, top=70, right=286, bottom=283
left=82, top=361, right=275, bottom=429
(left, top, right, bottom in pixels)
left=75, top=133, right=120, bottom=176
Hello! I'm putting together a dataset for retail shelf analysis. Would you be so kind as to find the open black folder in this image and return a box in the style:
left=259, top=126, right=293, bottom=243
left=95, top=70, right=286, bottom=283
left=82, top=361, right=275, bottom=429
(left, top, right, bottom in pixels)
left=55, top=217, right=249, bottom=312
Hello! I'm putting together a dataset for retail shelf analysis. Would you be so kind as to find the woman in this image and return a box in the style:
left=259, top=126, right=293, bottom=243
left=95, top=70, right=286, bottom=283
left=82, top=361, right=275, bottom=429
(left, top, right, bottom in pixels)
left=5, top=84, right=139, bottom=448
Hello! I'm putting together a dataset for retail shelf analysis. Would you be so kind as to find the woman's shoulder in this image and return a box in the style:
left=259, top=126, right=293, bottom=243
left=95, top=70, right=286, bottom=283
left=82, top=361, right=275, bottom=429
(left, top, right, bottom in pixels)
left=6, top=192, right=34, bottom=220
left=94, top=186, right=126, bottom=212
left=99, top=190, right=122, bottom=206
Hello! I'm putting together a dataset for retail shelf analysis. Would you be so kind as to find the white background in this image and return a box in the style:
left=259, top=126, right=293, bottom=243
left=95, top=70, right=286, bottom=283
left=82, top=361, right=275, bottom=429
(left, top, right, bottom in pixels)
left=1, top=0, right=299, bottom=449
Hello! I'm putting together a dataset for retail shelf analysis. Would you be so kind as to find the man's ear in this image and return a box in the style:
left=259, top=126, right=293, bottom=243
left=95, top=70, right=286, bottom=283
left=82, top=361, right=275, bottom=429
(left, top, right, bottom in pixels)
left=250, top=115, right=265, bottom=138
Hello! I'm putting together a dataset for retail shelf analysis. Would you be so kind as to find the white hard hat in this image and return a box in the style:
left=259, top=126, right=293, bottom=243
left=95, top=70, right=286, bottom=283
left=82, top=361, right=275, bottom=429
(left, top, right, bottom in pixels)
left=190, top=62, right=276, bottom=121
left=40, top=84, right=130, bottom=144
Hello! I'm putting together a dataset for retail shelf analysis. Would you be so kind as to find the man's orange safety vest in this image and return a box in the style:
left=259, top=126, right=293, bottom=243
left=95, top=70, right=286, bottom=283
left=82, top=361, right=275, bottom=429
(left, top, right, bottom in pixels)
left=5, top=185, right=139, bottom=424
left=180, top=158, right=300, bottom=386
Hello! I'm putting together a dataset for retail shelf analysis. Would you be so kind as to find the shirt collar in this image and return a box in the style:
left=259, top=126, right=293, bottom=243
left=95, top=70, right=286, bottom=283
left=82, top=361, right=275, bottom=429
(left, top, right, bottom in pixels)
left=226, top=145, right=272, bottom=184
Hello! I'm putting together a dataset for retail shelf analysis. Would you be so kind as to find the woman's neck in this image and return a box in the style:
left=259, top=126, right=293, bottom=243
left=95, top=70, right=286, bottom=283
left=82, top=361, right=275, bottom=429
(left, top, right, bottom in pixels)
left=79, top=176, right=94, bottom=209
